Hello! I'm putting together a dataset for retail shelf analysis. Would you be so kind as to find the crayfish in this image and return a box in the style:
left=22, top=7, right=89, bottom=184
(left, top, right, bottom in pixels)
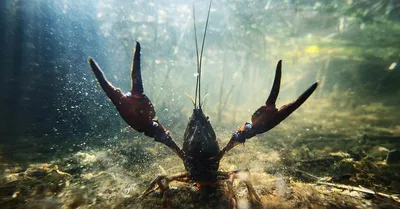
left=88, top=1, right=318, bottom=208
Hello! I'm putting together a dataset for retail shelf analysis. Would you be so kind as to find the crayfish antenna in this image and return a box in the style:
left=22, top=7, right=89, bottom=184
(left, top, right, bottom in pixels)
left=184, top=92, right=196, bottom=107
left=192, top=0, right=212, bottom=110
left=200, top=94, right=209, bottom=109
left=193, top=3, right=200, bottom=109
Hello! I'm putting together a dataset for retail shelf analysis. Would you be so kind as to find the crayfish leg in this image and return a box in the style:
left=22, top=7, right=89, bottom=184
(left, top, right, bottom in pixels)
left=220, top=170, right=263, bottom=208
left=140, top=172, right=191, bottom=207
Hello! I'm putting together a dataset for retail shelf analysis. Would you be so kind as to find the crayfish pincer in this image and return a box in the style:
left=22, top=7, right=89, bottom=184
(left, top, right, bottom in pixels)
left=88, top=1, right=317, bottom=208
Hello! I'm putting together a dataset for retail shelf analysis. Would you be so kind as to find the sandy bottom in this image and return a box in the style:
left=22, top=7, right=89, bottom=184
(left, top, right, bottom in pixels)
left=1, top=132, right=399, bottom=209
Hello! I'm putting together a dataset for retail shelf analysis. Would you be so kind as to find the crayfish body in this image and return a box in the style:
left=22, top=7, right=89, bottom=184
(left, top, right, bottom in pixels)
left=183, top=109, right=220, bottom=184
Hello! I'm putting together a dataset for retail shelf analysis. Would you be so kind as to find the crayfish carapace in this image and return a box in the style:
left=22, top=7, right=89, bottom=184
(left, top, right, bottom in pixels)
left=88, top=1, right=318, bottom=208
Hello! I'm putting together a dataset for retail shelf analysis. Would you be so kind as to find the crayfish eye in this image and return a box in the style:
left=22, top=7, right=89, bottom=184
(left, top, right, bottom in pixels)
left=245, top=123, right=252, bottom=130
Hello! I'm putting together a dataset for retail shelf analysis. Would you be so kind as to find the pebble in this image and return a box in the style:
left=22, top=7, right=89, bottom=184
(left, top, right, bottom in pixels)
left=386, top=150, right=400, bottom=165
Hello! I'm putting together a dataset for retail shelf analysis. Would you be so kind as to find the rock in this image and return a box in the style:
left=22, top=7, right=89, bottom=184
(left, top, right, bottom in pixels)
left=386, top=150, right=400, bottom=165
left=329, top=151, right=350, bottom=159
left=369, top=146, right=390, bottom=161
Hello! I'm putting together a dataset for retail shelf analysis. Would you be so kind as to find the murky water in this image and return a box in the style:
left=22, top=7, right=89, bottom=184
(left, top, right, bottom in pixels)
left=1, top=0, right=400, bottom=208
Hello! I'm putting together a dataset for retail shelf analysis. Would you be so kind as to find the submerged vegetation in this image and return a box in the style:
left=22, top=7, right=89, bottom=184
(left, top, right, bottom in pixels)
left=1, top=0, right=400, bottom=208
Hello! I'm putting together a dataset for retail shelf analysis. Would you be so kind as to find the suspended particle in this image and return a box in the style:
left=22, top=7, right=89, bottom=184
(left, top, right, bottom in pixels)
left=388, top=62, right=397, bottom=71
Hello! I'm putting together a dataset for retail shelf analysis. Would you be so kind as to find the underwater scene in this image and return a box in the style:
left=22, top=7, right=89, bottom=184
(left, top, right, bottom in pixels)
left=1, top=0, right=400, bottom=208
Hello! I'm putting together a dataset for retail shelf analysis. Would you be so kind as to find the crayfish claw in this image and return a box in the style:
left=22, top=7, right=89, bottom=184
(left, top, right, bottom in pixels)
left=88, top=43, right=156, bottom=136
left=130, top=42, right=144, bottom=96
left=88, top=57, right=123, bottom=102
left=251, top=61, right=318, bottom=134
left=276, top=82, right=318, bottom=121
left=220, top=60, right=318, bottom=157
left=265, top=60, right=282, bottom=107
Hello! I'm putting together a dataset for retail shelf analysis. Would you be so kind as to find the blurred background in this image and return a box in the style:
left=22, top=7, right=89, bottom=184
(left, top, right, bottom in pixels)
left=1, top=0, right=400, bottom=208
left=1, top=0, right=400, bottom=181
